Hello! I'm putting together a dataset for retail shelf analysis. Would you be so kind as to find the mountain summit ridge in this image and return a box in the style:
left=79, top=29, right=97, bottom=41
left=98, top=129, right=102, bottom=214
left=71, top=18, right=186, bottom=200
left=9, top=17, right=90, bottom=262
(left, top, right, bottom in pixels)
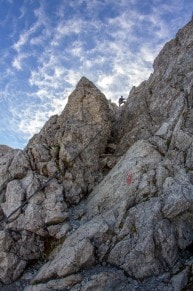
left=1, top=20, right=193, bottom=290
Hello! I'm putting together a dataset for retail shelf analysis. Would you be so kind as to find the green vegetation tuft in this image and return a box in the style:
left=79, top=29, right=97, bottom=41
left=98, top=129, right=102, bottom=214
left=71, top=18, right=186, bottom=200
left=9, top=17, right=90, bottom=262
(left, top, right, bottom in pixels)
left=130, top=224, right=137, bottom=234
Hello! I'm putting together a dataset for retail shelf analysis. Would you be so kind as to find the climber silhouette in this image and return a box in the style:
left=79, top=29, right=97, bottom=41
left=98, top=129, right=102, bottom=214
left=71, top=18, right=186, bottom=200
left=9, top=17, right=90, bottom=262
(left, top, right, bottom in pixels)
left=119, top=96, right=126, bottom=107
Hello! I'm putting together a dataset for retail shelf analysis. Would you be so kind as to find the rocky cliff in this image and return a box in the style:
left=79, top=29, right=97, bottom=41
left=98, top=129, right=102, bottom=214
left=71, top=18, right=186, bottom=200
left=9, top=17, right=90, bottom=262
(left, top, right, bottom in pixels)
left=1, top=20, right=193, bottom=291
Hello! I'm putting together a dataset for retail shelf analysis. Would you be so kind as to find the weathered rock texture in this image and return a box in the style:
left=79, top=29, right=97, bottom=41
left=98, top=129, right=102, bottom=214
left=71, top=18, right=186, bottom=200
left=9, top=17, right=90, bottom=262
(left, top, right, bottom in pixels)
left=27, top=77, right=111, bottom=205
left=1, top=20, right=193, bottom=290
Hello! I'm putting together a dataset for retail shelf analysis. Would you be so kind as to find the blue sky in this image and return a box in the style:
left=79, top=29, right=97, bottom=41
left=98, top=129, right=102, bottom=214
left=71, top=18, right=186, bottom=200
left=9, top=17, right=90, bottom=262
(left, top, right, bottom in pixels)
left=0, top=0, right=193, bottom=149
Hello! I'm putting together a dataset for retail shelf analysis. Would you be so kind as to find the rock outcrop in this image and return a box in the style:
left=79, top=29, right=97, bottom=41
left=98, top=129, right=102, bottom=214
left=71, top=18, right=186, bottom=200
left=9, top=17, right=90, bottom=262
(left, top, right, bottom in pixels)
left=1, top=20, right=193, bottom=290
left=26, top=77, right=112, bottom=205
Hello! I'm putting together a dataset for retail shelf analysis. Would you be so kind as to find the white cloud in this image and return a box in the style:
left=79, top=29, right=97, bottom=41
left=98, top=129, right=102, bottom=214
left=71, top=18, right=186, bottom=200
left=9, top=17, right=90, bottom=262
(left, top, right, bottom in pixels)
left=3, top=0, right=192, bottom=148
left=98, top=75, right=114, bottom=89
left=56, top=19, right=83, bottom=36
left=19, top=5, right=26, bottom=19
left=8, top=88, right=69, bottom=139
left=70, top=41, right=84, bottom=57
left=18, top=108, right=48, bottom=136
left=64, top=70, right=82, bottom=86
left=30, top=36, right=44, bottom=46
left=12, top=58, right=22, bottom=70
left=12, top=53, right=28, bottom=70
left=12, top=1, right=164, bottom=135
left=12, top=2, right=49, bottom=54
left=13, top=33, right=29, bottom=53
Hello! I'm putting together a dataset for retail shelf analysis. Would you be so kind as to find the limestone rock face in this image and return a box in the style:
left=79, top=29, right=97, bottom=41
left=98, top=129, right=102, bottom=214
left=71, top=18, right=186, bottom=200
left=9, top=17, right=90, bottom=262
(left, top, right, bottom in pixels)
left=26, top=77, right=112, bottom=204
left=116, top=20, right=193, bottom=157
left=0, top=77, right=113, bottom=287
left=1, top=20, right=193, bottom=291
left=86, top=140, right=162, bottom=220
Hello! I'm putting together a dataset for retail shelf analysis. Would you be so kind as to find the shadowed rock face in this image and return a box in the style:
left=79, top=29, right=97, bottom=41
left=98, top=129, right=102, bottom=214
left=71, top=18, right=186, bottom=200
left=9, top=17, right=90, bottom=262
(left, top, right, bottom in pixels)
left=1, top=21, right=193, bottom=291
left=116, top=21, right=193, bottom=157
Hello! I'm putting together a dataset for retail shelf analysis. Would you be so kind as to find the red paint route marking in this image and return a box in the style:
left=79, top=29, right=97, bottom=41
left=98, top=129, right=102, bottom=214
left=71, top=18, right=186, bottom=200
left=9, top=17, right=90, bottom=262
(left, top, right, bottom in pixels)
left=126, top=173, right=133, bottom=185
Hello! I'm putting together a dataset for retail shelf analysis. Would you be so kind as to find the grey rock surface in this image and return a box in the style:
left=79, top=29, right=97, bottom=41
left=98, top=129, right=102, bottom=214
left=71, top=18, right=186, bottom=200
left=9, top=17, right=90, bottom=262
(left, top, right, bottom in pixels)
left=32, top=238, right=95, bottom=284
left=171, top=267, right=189, bottom=291
left=26, top=77, right=112, bottom=205
left=86, top=139, right=162, bottom=221
left=1, top=20, right=193, bottom=290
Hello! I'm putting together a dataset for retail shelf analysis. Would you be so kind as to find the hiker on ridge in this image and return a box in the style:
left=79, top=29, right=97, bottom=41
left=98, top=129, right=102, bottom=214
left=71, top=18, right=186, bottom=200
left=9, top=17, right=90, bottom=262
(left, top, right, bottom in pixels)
left=119, top=96, right=126, bottom=107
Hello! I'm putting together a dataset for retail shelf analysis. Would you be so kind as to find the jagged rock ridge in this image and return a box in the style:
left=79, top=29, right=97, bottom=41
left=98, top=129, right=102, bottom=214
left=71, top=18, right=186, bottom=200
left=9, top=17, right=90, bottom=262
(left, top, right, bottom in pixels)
left=0, top=21, right=193, bottom=290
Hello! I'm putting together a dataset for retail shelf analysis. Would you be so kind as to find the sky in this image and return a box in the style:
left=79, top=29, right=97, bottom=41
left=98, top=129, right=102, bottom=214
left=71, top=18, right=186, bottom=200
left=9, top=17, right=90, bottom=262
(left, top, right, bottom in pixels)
left=0, top=0, right=193, bottom=149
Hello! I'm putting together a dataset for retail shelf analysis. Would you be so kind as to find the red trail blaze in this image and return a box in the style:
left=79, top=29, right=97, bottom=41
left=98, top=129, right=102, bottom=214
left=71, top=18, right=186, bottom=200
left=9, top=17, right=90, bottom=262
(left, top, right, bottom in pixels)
left=126, top=173, right=133, bottom=185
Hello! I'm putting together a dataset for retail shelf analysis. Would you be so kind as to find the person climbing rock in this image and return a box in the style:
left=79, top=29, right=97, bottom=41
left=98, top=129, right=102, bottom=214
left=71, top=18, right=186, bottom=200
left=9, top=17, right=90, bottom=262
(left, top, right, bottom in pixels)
left=119, top=96, right=126, bottom=106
